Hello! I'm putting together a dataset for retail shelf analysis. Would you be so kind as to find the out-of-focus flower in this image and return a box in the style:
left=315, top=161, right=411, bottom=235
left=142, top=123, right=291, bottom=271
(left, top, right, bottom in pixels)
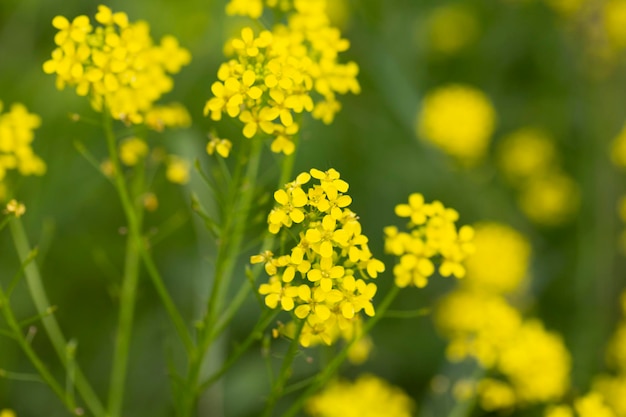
left=518, top=172, right=580, bottom=226
left=426, top=5, right=479, bottom=54
left=165, top=155, right=190, bottom=184
left=417, top=85, right=496, bottom=164
left=498, top=128, right=557, bottom=184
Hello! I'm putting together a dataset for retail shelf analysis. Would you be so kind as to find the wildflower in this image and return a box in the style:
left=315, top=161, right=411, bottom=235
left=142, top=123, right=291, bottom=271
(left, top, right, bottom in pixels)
left=253, top=168, right=383, bottom=347
left=205, top=0, right=360, bottom=154
left=165, top=155, right=190, bottom=184
left=518, top=172, right=580, bottom=226
left=594, top=375, right=626, bottom=417
left=426, top=5, right=479, bottom=54
left=477, top=379, right=516, bottom=411
left=43, top=5, right=191, bottom=126
left=498, top=128, right=557, bottom=184
left=206, top=136, right=232, bottom=158
left=604, top=0, right=626, bottom=50
left=0, top=101, right=46, bottom=191
left=142, top=192, right=158, bottom=211
left=0, top=410, right=16, bottom=417
left=574, top=392, right=616, bottom=417
left=385, top=193, right=474, bottom=288
left=119, top=137, right=148, bottom=166
left=306, top=374, right=415, bottom=417
left=463, top=223, right=531, bottom=295
left=417, top=85, right=496, bottom=164
left=5, top=199, right=26, bottom=218
left=606, top=322, right=626, bottom=372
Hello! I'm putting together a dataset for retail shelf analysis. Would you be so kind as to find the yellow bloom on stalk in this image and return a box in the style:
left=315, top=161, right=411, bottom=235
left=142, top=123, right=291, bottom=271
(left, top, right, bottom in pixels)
left=252, top=168, right=384, bottom=348
left=463, top=223, right=531, bottom=295
left=417, top=85, right=496, bottom=164
left=604, top=0, right=626, bottom=50
left=165, top=155, right=190, bottom=184
left=206, top=136, right=232, bottom=158
left=518, top=172, right=580, bottom=226
left=385, top=193, right=475, bottom=288
left=206, top=0, right=360, bottom=155
left=0, top=101, right=46, bottom=193
left=426, top=5, right=479, bottom=54
left=43, top=5, right=191, bottom=126
left=144, top=103, right=191, bottom=132
left=5, top=199, right=26, bottom=218
left=306, top=374, right=414, bottom=417
left=119, top=137, right=148, bottom=166
left=498, top=128, right=557, bottom=184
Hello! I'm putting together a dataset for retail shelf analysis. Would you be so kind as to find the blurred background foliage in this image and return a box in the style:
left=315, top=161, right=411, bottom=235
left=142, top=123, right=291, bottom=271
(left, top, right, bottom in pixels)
left=1, top=0, right=626, bottom=416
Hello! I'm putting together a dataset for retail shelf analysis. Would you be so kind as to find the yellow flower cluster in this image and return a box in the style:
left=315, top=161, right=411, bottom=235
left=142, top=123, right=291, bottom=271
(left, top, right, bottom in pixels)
left=545, top=393, right=617, bottom=417
left=43, top=5, right=191, bottom=126
left=0, top=101, right=46, bottom=199
left=206, top=135, right=232, bottom=158
left=463, top=223, right=531, bottom=294
left=252, top=168, right=384, bottom=347
left=205, top=0, right=360, bottom=155
left=425, top=5, right=479, bottom=55
left=590, top=290, right=626, bottom=417
left=384, top=193, right=475, bottom=288
left=417, top=85, right=496, bottom=164
left=435, top=222, right=570, bottom=410
left=498, top=128, right=579, bottom=226
left=306, top=374, right=414, bottom=417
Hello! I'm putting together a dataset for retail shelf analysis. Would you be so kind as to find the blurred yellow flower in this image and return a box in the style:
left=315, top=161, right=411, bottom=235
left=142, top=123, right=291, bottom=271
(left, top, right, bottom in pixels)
left=463, top=223, right=531, bottom=295
left=518, top=172, right=580, bottom=226
left=604, top=0, right=626, bottom=50
left=0, top=410, right=16, bottom=417
left=119, top=137, right=148, bottom=166
left=306, top=374, right=414, bottom=417
left=594, top=375, right=626, bottom=417
left=574, top=392, right=616, bottom=417
left=165, top=156, right=190, bottom=184
left=206, top=137, right=232, bottom=158
left=545, top=404, right=575, bottom=417
left=417, top=85, right=496, bottom=164
left=477, top=378, right=516, bottom=411
left=611, top=123, right=626, bottom=168
left=426, top=5, right=479, bottom=54
left=498, top=128, right=557, bottom=184
left=544, top=0, right=584, bottom=16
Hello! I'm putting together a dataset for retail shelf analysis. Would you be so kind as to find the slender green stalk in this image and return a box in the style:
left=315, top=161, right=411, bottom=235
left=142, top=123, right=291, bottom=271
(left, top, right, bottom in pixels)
left=280, top=285, right=401, bottom=417
left=102, top=112, right=145, bottom=417
left=262, top=319, right=305, bottom=417
left=0, top=286, right=75, bottom=411
left=9, top=218, right=106, bottom=417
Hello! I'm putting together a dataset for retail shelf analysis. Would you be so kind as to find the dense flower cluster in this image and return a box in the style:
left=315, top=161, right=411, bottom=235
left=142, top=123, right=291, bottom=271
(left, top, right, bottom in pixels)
left=417, top=84, right=496, bottom=164
left=205, top=0, right=360, bottom=154
left=435, top=222, right=571, bottom=410
left=463, top=223, right=531, bottom=294
left=498, top=128, right=579, bottom=226
left=252, top=168, right=384, bottom=347
left=0, top=101, right=46, bottom=200
left=384, top=193, right=475, bottom=288
left=306, top=374, right=414, bottom=417
left=43, top=5, right=191, bottom=126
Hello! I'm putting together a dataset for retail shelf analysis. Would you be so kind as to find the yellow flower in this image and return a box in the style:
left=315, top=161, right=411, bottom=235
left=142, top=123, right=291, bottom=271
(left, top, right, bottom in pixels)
left=44, top=5, right=191, bottom=126
left=254, top=168, right=383, bottom=347
left=545, top=405, right=574, bottom=417
left=574, top=392, right=616, bottom=417
left=0, top=410, right=16, bottom=417
left=165, top=155, right=190, bottom=184
left=386, top=193, right=474, bottom=287
left=417, top=85, right=496, bottom=164
left=594, top=375, right=626, bottom=417
left=518, top=171, right=580, bottom=226
left=477, top=379, right=516, bottom=411
left=611, top=123, right=626, bottom=168
left=544, top=0, right=584, bottom=16
left=0, top=101, right=46, bottom=188
left=498, top=128, right=557, bottom=184
left=206, top=137, right=233, bottom=158
left=463, top=223, right=531, bottom=295
left=426, top=5, right=479, bottom=54
left=306, top=374, right=414, bottom=417
left=119, top=137, right=148, bottom=166
left=604, top=0, right=626, bottom=50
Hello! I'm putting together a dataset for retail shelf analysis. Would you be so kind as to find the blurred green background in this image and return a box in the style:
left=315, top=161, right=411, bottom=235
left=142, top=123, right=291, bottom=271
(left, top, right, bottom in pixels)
left=1, top=0, right=626, bottom=416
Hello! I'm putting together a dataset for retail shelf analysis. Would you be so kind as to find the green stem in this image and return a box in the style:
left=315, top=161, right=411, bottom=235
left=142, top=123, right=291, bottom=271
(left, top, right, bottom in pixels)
left=9, top=218, right=106, bottom=417
left=280, top=285, right=401, bottom=417
left=0, top=286, right=75, bottom=413
left=103, top=112, right=144, bottom=417
left=261, top=319, right=305, bottom=417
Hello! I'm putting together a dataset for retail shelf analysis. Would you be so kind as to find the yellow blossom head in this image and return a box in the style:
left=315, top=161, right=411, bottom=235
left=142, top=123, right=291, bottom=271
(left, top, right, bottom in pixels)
left=253, top=168, right=384, bottom=347
left=119, top=137, right=148, bottom=166
left=165, top=155, right=190, bottom=184
left=206, top=136, right=232, bottom=158
left=385, top=193, right=475, bottom=288
left=206, top=0, right=359, bottom=154
left=463, top=222, right=531, bottom=295
left=43, top=5, right=191, bottom=126
left=574, top=392, right=617, bottom=417
left=417, top=85, right=496, bottom=164
left=518, top=172, right=580, bottom=226
left=477, top=379, right=516, bottom=411
left=426, top=5, right=479, bottom=54
left=306, top=374, right=414, bottom=417
left=593, top=375, right=626, bottom=417
left=498, top=128, right=557, bottom=184
left=0, top=101, right=46, bottom=193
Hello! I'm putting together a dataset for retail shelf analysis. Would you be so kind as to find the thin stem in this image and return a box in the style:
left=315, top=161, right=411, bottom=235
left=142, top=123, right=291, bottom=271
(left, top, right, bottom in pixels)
left=0, top=286, right=76, bottom=413
left=9, top=218, right=106, bottom=417
left=280, top=285, right=401, bottom=417
left=261, top=319, right=305, bottom=417
left=103, top=112, right=144, bottom=417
